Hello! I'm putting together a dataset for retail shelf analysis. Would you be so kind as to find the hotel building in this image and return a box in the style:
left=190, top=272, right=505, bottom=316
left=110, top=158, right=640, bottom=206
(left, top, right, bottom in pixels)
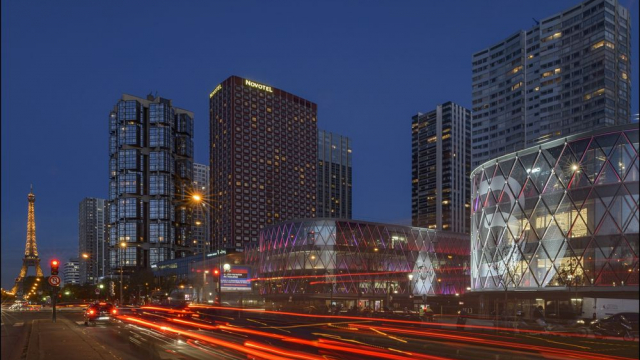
left=209, top=76, right=317, bottom=250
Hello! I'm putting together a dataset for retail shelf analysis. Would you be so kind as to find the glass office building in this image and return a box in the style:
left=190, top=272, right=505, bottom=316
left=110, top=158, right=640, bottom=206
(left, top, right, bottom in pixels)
left=108, top=94, right=194, bottom=276
left=412, top=102, right=471, bottom=233
left=247, top=219, right=469, bottom=310
left=317, top=130, right=353, bottom=219
left=471, top=123, right=638, bottom=315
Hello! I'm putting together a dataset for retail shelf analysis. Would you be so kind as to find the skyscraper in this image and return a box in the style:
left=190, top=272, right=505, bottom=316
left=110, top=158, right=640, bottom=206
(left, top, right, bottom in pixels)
left=412, top=102, right=471, bottom=233
left=317, top=130, right=352, bottom=219
left=209, top=76, right=317, bottom=250
left=63, top=258, right=80, bottom=286
left=79, top=198, right=106, bottom=284
left=192, top=163, right=210, bottom=254
left=108, top=94, right=194, bottom=275
left=471, top=0, right=631, bottom=168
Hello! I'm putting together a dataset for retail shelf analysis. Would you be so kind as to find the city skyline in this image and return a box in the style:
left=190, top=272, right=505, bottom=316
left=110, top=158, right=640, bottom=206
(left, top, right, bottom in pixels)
left=2, top=1, right=638, bottom=288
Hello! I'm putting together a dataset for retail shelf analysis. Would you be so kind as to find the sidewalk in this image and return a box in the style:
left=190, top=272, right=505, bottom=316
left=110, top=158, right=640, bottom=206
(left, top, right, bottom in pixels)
left=26, top=318, right=113, bottom=360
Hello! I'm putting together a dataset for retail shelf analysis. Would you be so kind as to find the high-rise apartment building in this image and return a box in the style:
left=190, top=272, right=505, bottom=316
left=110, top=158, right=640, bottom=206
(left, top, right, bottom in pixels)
left=79, top=198, right=106, bottom=284
left=317, top=130, right=352, bottom=219
left=192, top=163, right=210, bottom=254
left=63, top=258, right=80, bottom=286
left=108, top=94, right=194, bottom=275
left=209, top=76, right=317, bottom=249
left=471, top=0, right=631, bottom=167
left=412, top=102, right=471, bottom=233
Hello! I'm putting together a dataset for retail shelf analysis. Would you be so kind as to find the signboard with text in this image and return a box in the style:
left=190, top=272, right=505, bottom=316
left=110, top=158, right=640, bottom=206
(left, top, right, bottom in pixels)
left=221, top=266, right=252, bottom=292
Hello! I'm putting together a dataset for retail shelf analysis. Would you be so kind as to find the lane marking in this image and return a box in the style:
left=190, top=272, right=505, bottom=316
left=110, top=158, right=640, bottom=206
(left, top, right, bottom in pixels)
left=519, top=334, right=591, bottom=349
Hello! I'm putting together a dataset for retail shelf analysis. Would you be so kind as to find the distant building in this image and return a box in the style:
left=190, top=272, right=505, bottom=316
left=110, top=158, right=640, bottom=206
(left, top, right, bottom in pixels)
left=471, top=0, right=632, bottom=168
left=63, top=258, right=80, bottom=286
left=78, top=198, right=106, bottom=284
left=412, top=102, right=471, bottom=233
left=192, top=163, right=210, bottom=254
left=107, top=94, right=195, bottom=276
left=317, top=130, right=352, bottom=219
left=209, top=76, right=317, bottom=250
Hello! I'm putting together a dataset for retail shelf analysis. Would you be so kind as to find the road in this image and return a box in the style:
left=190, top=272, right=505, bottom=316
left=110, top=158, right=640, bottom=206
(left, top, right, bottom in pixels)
left=2, top=305, right=638, bottom=360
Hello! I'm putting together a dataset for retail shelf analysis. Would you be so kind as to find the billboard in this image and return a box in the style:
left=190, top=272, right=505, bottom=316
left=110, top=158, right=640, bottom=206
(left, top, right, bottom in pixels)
left=221, top=266, right=252, bottom=291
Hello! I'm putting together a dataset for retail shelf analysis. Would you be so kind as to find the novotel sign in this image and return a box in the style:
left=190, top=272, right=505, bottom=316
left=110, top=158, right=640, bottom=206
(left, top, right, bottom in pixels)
left=244, top=79, right=273, bottom=93
left=209, top=84, right=222, bottom=98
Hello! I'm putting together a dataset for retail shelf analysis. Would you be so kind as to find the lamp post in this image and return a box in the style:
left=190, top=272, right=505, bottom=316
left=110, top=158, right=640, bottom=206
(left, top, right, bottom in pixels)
left=119, top=241, right=126, bottom=305
left=408, top=273, right=414, bottom=310
left=192, top=194, right=209, bottom=304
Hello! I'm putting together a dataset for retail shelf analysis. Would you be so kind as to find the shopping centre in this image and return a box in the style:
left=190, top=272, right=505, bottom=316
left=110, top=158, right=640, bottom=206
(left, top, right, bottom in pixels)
left=470, top=123, right=638, bottom=318
left=246, top=219, right=469, bottom=312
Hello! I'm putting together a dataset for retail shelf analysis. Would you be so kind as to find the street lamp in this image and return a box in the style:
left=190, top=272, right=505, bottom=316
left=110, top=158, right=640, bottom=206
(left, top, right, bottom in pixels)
left=119, top=241, right=126, bottom=305
left=408, top=273, right=414, bottom=303
left=192, top=193, right=209, bottom=303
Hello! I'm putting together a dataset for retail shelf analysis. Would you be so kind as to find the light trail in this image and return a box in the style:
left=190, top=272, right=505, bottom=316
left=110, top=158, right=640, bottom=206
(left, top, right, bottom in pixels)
left=356, top=324, right=633, bottom=360
left=116, top=315, right=293, bottom=360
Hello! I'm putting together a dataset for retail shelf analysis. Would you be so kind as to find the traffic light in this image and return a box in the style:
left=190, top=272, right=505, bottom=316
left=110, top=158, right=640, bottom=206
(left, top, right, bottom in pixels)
left=213, top=269, right=220, bottom=277
left=50, top=259, right=59, bottom=275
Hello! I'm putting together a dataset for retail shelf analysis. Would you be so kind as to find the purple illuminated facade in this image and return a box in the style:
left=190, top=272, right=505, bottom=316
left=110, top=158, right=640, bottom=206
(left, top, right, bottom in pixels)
left=246, top=219, right=469, bottom=310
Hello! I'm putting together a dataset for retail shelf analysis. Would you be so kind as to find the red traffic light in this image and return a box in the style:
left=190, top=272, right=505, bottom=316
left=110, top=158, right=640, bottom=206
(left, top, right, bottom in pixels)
left=213, top=269, right=220, bottom=276
left=51, top=259, right=60, bottom=275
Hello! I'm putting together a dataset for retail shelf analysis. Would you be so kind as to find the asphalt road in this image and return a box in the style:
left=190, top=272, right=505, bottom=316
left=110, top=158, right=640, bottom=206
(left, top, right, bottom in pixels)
left=2, top=306, right=638, bottom=360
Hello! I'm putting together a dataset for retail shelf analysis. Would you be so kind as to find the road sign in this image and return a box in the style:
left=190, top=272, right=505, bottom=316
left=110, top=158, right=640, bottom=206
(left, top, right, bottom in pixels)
left=48, top=275, right=61, bottom=287
left=95, top=288, right=100, bottom=294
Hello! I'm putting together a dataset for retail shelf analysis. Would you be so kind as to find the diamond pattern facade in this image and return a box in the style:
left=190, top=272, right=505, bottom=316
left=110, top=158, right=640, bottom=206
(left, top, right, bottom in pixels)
left=247, top=219, right=469, bottom=301
left=471, top=124, right=639, bottom=293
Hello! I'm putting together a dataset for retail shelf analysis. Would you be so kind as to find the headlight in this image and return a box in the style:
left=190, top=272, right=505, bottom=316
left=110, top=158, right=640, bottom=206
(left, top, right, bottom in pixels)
left=576, top=319, right=585, bottom=324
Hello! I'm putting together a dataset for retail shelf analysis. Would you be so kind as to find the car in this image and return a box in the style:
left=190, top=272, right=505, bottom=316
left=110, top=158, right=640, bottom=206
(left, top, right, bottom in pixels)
left=590, top=312, right=639, bottom=339
left=84, top=302, right=117, bottom=326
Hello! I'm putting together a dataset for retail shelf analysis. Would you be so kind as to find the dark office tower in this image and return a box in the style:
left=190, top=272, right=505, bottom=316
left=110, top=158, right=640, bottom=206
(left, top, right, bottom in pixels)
left=471, top=0, right=631, bottom=168
left=192, top=163, right=210, bottom=254
left=79, top=198, right=106, bottom=284
left=412, top=102, right=471, bottom=233
left=317, top=130, right=352, bottom=219
left=209, top=76, right=317, bottom=250
left=108, top=94, right=194, bottom=275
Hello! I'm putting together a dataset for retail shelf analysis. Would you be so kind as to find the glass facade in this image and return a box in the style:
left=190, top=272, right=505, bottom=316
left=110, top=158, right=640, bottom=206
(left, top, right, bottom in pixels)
left=248, top=219, right=470, bottom=302
left=108, top=94, right=194, bottom=275
left=317, top=130, right=352, bottom=219
left=412, top=102, right=471, bottom=233
left=78, top=198, right=106, bottom=284
left=471, top=124, right=638, bottom=294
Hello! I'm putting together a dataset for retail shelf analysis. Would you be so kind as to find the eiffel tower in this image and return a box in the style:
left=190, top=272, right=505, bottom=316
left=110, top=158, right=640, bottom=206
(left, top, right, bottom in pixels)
left=10, top=186, right=44, bottom=295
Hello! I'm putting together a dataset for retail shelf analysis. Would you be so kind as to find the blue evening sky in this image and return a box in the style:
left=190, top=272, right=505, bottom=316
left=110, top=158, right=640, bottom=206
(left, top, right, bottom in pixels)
left=2, top=1, right=638, bottom=289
